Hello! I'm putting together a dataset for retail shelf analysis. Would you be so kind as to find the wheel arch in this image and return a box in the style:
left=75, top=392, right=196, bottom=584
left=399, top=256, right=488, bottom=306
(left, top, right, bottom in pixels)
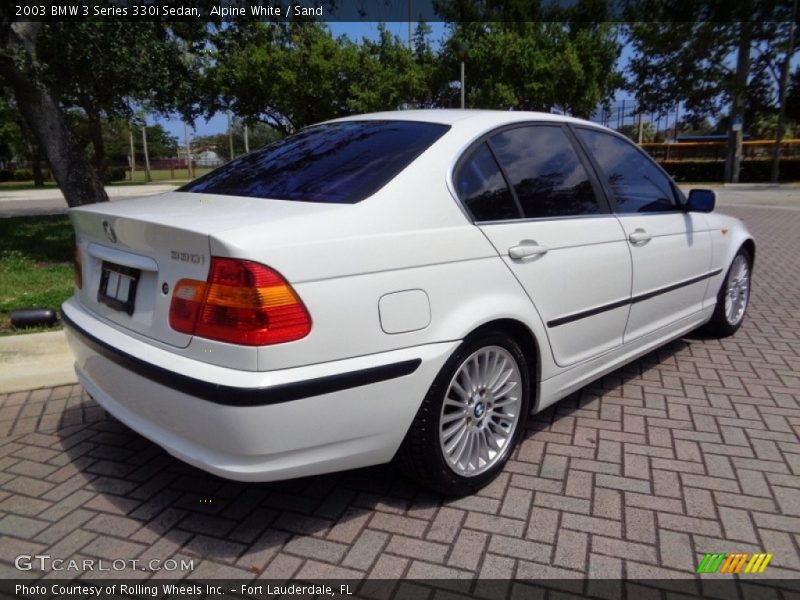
left=464, top=318, right=542, bottom=410
left=741, top=238, right=756, bottom=268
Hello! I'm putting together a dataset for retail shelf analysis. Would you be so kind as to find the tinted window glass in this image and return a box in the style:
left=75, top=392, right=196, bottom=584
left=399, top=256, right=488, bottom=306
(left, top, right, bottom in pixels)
left=456, top=143, right=519, bottom=221
left=180, top=121, right=449, bottom=203
left=577, top=128, right=677, bottom=213
left=490, top=125, right=600, bottom=219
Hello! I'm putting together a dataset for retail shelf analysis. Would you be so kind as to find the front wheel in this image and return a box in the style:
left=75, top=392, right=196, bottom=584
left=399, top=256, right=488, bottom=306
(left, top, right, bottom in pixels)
left=396, top=331, right=531, bottom=496
left=702, top=248, right=752, bottom=338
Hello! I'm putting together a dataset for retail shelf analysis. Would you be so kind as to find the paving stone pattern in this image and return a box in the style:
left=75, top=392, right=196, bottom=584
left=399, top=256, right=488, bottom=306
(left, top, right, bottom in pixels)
left=0, top=205, right=798, bottom=581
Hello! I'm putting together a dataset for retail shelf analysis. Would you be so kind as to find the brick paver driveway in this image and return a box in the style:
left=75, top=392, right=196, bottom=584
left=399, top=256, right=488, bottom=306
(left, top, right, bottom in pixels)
left=0, top=202, right=798, bottom=582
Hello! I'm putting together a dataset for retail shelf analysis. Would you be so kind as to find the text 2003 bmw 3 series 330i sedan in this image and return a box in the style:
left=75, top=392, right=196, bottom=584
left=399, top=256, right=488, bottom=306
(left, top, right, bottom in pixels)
left=63, top=110, right=754, bottom=495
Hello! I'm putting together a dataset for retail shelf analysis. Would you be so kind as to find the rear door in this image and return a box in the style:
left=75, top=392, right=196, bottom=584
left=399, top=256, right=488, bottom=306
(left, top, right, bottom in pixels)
left=573, top=127, right=714, bottom=343
left=458, top=123, right=633, bottom=367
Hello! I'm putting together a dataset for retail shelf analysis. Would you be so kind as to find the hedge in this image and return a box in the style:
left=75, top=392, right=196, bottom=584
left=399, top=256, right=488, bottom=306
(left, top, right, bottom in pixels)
left=658, top=158, right=800, bottom=183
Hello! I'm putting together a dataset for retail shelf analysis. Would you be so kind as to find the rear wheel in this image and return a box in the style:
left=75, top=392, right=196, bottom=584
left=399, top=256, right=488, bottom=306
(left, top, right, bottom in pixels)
left=397, top=331, right=530, bottom=496
left=702, top=248, right=752, bottom=338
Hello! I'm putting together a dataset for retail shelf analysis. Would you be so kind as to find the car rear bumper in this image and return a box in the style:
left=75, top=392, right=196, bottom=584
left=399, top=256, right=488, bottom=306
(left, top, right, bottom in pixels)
left=62, top=298, right=457, bottom=482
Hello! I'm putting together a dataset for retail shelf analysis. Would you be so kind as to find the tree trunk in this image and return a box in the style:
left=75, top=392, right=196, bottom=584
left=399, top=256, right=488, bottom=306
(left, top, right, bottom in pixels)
left=772, top=0, right=798, bottom=183
left=86, top=107, right=108, bottom=183
left=724, top=23, right=752, bottom=184
left=30, top=148, right=44, bottom=187
left=19, top=120, right=44, bottom=187
left=0, top=22, right=107, bottom=206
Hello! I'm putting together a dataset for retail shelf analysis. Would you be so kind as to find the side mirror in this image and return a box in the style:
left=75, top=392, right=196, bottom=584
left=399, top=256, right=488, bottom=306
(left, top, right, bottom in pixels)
left=686, top=189, right=716, bottom=213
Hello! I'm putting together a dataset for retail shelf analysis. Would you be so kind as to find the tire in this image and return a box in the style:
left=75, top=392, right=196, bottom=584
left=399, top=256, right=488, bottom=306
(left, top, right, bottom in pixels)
left=702, top=247, right=752, bottom=338
left=396, top=330, right=531, bottom=496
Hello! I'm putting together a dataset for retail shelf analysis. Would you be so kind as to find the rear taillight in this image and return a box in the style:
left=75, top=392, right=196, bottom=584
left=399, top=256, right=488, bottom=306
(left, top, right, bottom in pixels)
left=73, top=246, right=83, bottom=289
left=168, top=258, right=311, bottom=346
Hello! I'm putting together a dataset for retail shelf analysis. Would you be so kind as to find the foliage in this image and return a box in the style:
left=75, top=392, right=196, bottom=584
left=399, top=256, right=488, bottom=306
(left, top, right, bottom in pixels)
left=786, top=65, right=800, bottom=123
left=433, top=0, right=623, bottom=115
left=625, top=1, right=796, bottom=121
left=0, top=94, right=24, bottom=164
left=37, top=22, right=207, bottom=122
left=206, top=21, right=441, bottom=133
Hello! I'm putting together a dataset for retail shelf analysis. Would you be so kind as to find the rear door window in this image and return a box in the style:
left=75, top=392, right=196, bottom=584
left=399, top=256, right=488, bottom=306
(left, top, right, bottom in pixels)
left=180, top=120, right=450, bottom=203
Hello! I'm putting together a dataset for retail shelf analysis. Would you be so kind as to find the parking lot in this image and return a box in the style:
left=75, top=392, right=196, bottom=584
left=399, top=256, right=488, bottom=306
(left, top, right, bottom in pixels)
left=0, top=194, right=798, bottom=583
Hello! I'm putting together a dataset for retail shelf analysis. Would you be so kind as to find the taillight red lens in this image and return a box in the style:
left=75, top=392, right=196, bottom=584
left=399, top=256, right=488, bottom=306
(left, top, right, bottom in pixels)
left=168, top=258, right=311, bottom=346
left=73, top=246, right=83, bottom=289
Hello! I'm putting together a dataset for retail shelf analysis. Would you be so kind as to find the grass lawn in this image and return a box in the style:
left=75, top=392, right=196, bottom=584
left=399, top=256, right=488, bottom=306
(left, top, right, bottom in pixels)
left=0, top=167, right=214, bottom=191
left=0, top=215, right=74, bottom=335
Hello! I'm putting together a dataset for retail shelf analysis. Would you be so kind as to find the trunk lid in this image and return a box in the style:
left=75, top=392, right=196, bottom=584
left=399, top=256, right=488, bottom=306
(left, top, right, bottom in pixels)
left=70, top=191, right=340, bottom=348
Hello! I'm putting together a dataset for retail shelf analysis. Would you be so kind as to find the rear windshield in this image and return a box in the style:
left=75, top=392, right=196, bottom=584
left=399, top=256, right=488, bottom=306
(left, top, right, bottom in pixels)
left=179, top=120, right=450, bottom=203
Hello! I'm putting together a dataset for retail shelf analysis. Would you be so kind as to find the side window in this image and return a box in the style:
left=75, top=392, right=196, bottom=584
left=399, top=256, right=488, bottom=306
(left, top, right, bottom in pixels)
left=489, top=125, right=601, bottom=219
left=455, top=143, right=519, bottom=222
left=577, top=128, right=677, bottom=213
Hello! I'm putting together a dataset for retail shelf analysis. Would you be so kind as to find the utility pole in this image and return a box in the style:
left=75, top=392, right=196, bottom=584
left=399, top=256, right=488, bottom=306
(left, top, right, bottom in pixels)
left=184, top=122, right=193, bottom=179
left=637, top=110, right=644, bottom=144
left=128, top=127, right=136, bottom=182
left=408, top=0, right=413, bottom=50
left=244, top=123, right=250, bottom=153
left=227, top=112, right=234, bottom=161
left=772, top=0, right=798, bottom=183
left=460, top=61, right=465, bottom=109
left=141, top=119, right=152, bottom=183
left=457, top=42, right=468, bottom=109
left=725, top=22, right=752, bottom=183
left=674, top=104, right=680, bottom=141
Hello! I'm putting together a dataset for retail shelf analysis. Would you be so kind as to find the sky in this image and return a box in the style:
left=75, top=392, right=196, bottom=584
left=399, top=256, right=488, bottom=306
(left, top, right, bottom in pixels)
left=154, top=22, right=638, bottom=142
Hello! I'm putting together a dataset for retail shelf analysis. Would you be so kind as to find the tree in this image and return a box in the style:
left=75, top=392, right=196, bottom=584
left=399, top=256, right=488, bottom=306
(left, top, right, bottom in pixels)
left=36, top=21, right=205, bottom=180
left=433, top=0, right=623, bottom=115
left=348, top=24, right=439, bottom=112
left=0, top=19, right=108, bottom=206
left=103, top=120, right=179, bottom=163
left=206, top=21, right=362, bottom=134
left=624, top=1, right=797, bottom=181
left=0, top=9, right=212, bottom=205
left=786, top=65, right=800, bottom=122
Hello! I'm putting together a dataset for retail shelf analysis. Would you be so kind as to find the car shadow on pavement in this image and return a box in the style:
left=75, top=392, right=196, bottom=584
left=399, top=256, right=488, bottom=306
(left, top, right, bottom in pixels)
left=52, top=336, right=694, bottom=576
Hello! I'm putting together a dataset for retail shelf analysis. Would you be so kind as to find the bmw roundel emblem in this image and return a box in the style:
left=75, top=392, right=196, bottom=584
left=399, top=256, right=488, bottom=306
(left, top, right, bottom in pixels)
left=102, top=220, right=117, bottom=243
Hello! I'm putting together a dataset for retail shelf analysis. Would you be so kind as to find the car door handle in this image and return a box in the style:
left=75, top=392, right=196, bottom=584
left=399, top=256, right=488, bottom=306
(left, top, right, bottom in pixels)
left=628, top=229, right=652, bottom=245
left=509, top=242, right=549, bottom=259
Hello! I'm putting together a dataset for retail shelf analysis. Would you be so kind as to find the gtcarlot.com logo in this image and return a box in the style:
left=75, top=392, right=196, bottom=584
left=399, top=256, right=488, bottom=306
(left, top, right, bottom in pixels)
left=15, top=555, right=194, bottom=572
left=697, top=552, right=773, bottom=574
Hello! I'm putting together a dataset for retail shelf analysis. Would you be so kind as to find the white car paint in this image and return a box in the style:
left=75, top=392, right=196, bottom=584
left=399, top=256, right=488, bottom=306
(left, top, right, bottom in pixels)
left=63, top=109, right=754, bottom=484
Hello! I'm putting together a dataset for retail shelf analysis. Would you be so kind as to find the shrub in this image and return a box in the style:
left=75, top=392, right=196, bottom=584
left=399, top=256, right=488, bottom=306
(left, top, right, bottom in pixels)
left=659, top=158, right=800, bottom=182
left=105, top=167, right=128, bottom=182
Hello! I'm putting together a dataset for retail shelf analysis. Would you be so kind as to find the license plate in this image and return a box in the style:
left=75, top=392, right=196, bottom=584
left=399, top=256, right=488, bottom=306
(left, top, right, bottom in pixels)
left=97, top=261, right=140, bottom=315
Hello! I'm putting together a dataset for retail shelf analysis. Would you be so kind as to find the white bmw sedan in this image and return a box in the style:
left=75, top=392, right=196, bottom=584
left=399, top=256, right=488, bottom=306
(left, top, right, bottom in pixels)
left=63, top=110, right=754, bottom=495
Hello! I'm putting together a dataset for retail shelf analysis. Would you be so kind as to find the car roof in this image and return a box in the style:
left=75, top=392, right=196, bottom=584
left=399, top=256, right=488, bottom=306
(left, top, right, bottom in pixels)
left=329, top=109, right=603, bottom=130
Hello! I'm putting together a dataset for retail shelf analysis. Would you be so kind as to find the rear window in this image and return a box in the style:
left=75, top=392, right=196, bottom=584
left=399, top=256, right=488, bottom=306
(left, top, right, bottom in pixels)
left=179, top=120, right=450, bottom=203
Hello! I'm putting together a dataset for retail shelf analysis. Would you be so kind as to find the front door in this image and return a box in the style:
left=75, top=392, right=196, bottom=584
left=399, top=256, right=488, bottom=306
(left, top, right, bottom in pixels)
left=574, top=127, right=714, bottom=343
left=454, top=123, right=632, bottom=367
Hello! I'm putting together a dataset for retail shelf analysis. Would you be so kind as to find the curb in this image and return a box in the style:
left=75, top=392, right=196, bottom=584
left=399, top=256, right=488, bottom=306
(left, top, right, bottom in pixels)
left=0, top=330, right=77, bottom=394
